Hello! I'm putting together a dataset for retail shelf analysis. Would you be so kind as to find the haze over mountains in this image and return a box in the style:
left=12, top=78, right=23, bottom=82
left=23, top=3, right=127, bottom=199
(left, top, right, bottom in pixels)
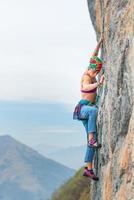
left=0, top=135, right=75, bottom=200
left=34, top=144, right=86, bottom=170
left=0, top=100, right=85, bottom=148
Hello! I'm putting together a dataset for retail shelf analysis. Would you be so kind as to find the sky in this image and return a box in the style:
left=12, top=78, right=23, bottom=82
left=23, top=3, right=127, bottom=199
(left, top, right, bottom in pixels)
left=0, top=101, right=85, bottom=148
left=0, top=0, right=96, bottom=104
left=0, top=0, right=97, bottom=148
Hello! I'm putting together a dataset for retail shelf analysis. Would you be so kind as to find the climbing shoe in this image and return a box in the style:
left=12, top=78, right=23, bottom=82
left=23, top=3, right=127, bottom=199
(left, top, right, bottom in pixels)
left=83, top=167, right=99, bottom=181
left=88, top=138, right=102, bottom=149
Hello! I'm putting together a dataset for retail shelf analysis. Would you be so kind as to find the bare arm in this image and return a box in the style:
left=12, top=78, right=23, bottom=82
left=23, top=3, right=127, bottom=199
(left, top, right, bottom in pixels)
left=82, top=76, right=98, bottom=91
left=91, top=38, right=103, bottom=57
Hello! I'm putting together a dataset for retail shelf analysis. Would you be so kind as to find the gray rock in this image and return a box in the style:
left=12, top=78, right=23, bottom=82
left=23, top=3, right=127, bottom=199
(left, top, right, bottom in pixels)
left=87, top=0, right=134, bottom=199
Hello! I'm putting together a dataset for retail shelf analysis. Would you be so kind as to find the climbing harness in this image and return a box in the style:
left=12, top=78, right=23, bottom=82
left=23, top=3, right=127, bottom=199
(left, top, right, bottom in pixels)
left=73, top=99, right=95, bottom=120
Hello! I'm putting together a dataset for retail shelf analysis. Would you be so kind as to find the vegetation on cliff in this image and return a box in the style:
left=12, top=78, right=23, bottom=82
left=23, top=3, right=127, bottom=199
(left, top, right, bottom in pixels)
left=51, top=168, right=90, bottom=200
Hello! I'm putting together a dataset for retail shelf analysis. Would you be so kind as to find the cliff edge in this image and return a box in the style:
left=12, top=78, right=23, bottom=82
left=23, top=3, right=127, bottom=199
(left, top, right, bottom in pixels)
left=87, top=0, right=134, bottom=199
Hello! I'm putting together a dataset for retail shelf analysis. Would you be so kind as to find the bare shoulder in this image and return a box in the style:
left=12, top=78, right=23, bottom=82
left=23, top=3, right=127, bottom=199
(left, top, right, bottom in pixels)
left=82, top=73, right=92, bottom=83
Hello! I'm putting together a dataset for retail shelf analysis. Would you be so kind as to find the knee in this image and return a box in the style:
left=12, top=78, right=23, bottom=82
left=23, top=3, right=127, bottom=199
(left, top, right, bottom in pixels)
left=91, top=106, right=98, bottom=115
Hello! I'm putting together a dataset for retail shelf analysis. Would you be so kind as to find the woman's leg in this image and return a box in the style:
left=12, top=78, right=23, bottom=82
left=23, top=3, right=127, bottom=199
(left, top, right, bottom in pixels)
left=81, top=106, right=99, bottom=180
left=81, top=105, right=98, bottom=145
left=82, top=119, right=99, bottom=181
left=87, top=106, right=97, bottom=135
left=81, top=106, right=98, bottom=165
left=82, top=120, right=95, bottom=169
left=87, top=106, right=99, bottom=147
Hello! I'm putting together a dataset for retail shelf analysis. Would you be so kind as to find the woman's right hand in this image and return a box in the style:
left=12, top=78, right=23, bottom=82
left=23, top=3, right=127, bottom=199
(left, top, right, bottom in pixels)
left=99, top=74, right=105, bottom=85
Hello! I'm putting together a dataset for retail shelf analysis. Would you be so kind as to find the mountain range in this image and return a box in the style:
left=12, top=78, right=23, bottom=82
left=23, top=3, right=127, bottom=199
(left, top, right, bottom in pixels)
left=0, top=135, right=75, bottom=200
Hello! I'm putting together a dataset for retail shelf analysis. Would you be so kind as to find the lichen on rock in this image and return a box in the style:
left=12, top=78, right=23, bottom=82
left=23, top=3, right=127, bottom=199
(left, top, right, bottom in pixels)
left=87, top=0, right=134, bottom=199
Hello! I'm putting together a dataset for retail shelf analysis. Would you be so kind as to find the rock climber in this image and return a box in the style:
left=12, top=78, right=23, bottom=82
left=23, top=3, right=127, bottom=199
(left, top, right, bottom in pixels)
left=73, top=38, right=105, bottom=181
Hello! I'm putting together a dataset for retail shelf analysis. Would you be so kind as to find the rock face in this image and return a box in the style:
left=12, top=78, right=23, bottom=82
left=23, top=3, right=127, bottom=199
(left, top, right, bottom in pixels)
left=87, top=0, right=134, bottom=200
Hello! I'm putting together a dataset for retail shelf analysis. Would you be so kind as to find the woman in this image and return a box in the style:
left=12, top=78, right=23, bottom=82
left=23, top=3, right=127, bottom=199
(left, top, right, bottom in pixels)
left=73, top=38, right=105, bottom=181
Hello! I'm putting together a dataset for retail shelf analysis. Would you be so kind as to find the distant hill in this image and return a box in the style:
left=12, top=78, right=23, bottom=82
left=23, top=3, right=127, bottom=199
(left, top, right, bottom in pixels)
left=51, top=168, right=90, bottom=200
left=0, top=135, right=75, bottom=200
left=34, top=144, right=62, bottom=155
left=34, top=144, right=86, bottom=170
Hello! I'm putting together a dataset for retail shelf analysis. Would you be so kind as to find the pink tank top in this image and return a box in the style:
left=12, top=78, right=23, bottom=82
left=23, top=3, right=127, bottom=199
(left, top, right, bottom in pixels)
left=81, top=87, right=97, bottom=93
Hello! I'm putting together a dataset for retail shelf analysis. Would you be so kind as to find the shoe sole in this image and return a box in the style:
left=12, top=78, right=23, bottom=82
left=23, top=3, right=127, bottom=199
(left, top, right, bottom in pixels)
left=88, top=144, right=102, bottom=149
left=83, top=173, right=99, bottom=181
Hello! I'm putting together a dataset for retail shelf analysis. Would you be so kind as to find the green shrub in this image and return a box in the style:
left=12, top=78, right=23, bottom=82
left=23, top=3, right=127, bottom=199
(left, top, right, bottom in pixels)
left=51, top=168, right=90, bottom=200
